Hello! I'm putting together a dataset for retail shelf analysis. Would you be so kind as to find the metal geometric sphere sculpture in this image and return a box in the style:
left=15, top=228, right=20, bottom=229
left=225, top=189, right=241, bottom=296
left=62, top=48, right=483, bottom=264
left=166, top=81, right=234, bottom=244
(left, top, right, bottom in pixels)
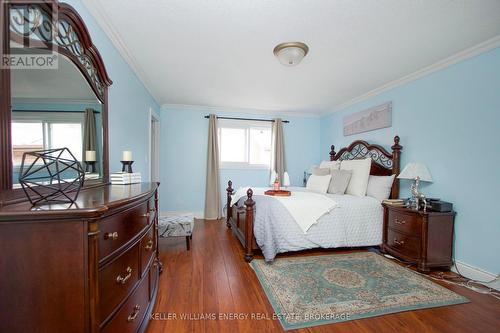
left=18, top=148, right=85, bottom=205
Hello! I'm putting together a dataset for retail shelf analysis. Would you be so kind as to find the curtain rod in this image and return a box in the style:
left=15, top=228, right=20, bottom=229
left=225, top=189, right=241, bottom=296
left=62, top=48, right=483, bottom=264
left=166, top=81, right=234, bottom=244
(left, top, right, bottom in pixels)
left=12, top=109, right=100, bottom=114
left=204, top=115, right=289, bottom=123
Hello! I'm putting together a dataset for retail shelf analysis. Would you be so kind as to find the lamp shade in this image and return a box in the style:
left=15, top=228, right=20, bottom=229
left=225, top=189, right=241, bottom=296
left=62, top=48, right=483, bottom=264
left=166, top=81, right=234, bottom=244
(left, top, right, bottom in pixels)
left=397, top=163, right=433, bottom=182
left=269, top=170, right=277, bottom=186
left=283, top=172, right=290, bottom=187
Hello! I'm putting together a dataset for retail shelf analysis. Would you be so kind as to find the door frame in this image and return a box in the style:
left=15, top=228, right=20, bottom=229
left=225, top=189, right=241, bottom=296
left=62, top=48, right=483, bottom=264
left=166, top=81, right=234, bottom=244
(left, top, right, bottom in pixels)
left=148, top=108, right=160, bottom=182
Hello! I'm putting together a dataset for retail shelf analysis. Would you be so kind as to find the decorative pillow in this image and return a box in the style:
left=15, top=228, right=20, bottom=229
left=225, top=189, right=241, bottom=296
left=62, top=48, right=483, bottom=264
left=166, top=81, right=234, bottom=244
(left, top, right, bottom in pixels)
left=306, top=174, right=332, bottom=194
left=366, top=174, right=396, bottom=201
left=328, top=169, right=353, bottom=195
left=312, top=167, right=330, bottom=176
left=340, top=158, right=372, bottom=196
left=319, top=160, right=341, bottom=173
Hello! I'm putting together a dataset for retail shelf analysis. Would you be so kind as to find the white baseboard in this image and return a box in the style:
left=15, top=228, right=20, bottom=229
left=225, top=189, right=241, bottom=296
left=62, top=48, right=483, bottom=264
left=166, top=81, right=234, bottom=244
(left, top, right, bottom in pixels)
left=452, top=260, right=499, bottom=291
left=160, top=211, right=204, bottom=219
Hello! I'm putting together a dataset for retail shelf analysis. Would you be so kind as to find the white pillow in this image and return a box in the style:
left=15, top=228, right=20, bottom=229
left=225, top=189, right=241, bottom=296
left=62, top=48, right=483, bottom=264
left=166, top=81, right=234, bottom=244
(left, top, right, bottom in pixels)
left=306, top=174, right=332, bottom=194
left=366, top=175, right=396, bottom=201
left=340, top=158, right=372, bottom=196
left=328, top=169, right=353, bottom=195
left=319, top=160, right=341, bottom=172
left=312, top=167, right=330, bottom=176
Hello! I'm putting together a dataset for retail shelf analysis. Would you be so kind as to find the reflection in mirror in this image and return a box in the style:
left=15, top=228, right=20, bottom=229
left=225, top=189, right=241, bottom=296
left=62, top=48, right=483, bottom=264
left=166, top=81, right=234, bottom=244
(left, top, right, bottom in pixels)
left=10, top=48, right=103, bottom=187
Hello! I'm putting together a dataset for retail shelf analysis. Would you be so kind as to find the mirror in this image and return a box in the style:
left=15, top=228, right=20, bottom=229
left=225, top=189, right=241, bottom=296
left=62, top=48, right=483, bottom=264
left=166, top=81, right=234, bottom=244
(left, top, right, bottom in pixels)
left=0, top=1, right=113, bottom=192
left=10, top=48, right=103, bottom=187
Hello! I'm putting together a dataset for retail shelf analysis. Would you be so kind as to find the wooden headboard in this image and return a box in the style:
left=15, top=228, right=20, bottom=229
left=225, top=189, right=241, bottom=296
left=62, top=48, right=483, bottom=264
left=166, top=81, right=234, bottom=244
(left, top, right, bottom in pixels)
left=329, top=136, right=402, bottom=199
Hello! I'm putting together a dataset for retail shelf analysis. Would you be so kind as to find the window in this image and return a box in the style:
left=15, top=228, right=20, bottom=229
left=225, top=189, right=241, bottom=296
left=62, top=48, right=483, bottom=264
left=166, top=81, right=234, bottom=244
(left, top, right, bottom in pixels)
left=218, top=120, right=272, bottom=169
left=11, top=111, right=84, bottom=166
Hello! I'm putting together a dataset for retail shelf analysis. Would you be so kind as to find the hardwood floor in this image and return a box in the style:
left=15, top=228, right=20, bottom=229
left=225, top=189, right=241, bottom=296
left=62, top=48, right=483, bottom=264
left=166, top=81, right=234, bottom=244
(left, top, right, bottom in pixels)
left=147, top=220, right=500, bottom=333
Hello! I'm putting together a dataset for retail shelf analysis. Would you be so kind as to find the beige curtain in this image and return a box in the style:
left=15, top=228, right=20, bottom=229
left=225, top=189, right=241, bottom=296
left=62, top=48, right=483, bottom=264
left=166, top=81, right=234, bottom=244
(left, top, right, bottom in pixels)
left=83, top=108, right=97, bottom=162
left=272, top=118, right=286, bottom=183
left=204, top=114, right=222, bottom=220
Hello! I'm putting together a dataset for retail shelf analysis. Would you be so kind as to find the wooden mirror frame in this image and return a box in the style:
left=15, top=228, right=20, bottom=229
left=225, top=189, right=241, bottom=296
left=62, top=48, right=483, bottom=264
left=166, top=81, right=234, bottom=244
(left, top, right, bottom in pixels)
left=0, top=0, right=112, bottom=193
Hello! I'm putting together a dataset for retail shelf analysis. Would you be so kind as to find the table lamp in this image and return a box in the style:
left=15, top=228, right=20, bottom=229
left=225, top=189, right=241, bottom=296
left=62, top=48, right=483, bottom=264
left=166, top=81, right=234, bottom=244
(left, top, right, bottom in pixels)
left=397, top=162, right=433, bottom=210
left=269, top=170, right=277, bottom=186
left=283, top=172, right=290, bottom=188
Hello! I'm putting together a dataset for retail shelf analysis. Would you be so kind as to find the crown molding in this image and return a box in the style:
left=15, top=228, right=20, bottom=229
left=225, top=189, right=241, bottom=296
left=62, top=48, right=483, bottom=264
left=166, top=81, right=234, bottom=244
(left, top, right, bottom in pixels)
left=82, top=0, right=159, bottom=104
left=161, top=103, right=322, bottom=118
left=322, top=34, right=500, bottom=116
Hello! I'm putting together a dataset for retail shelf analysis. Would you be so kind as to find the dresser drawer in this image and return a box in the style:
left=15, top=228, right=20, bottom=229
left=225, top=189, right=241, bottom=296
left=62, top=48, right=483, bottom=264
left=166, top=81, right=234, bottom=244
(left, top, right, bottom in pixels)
left=140, top=225, right=156, bottom=277
left=101, top=274, right=150, bottom=333
left=387, top=210, right=421, bottom=236
left=99, top=202, right=150, bottom=260
left=386, top=229, right=420, bottom=259
left=99, top=244, right=140, bottom=323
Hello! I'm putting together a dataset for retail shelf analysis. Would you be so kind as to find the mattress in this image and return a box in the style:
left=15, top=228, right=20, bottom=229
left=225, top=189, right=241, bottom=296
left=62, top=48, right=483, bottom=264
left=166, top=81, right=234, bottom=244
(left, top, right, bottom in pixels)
left=235, top=187, right=383, bottom=261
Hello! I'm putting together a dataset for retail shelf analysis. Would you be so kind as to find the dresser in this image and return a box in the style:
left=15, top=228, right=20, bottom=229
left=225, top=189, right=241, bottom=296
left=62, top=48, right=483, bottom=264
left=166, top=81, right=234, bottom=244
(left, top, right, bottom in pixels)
left=381, top=203, right=455, bottom=272
left=0, top=183, right=161, bottom=333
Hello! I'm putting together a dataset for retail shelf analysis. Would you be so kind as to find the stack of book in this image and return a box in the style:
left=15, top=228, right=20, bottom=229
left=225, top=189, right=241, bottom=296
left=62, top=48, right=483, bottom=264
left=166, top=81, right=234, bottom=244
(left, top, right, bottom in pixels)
left=110, top=172, right=141, bottom=185
left=85, top=173, right=100, bottom=180
left=382, top=198, right=406, bottom=207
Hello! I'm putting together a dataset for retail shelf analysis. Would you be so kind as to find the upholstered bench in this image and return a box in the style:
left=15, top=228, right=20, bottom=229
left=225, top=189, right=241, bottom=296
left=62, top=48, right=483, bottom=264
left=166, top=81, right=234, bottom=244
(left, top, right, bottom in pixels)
left=158, top=214, right=194, bottom=250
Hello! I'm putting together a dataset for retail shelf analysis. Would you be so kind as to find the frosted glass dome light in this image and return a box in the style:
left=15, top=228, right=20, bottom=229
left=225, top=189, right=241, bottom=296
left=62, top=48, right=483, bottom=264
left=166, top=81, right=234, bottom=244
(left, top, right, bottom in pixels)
left=273, top=42, right=309, bottom=66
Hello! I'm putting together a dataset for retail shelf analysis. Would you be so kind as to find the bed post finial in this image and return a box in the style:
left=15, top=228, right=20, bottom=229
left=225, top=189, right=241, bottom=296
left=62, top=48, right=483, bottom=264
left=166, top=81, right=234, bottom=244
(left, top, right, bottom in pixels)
left=245, top=188, right=254, bottom=209
left=330, top=145, right=336, bottom=161
left=244, top=188, right=255, bottom=262
left=226, top=180, right=234, bottom=228
left=391, top=135, right=403, bottom=199
left=393, top=135, right=400, bottom=147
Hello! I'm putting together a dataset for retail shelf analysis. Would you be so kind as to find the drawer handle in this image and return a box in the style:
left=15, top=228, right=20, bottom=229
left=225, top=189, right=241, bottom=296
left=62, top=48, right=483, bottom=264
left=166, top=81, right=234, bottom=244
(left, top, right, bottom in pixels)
left=127, top=305, right=141, bottom=322
left=142, top=212, right=150, bottom=219
left=395, top=218, right=406, bottom=225
left=145, top=239, right=153, bottom=251
left=116, top=266, right=132, bottom=284
left=394, top=239, right=405, bottom=246
left=394, top=217, right=406, bottom=224
left=104, top=232, right=118, bottom=240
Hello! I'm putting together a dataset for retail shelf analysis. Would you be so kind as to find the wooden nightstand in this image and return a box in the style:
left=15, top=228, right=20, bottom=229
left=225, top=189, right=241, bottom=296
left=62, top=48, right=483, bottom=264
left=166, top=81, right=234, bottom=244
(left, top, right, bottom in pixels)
left=381, top=203, right=456, bottom=272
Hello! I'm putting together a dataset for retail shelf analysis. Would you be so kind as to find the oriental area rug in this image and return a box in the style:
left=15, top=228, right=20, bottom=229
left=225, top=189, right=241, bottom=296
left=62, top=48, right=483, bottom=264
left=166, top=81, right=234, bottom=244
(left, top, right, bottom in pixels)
left=250, top=252, right=468, bottom=330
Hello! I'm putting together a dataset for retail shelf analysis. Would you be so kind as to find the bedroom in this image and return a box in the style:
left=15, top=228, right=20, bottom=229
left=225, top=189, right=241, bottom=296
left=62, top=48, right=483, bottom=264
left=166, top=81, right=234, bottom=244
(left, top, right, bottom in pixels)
left=0, top=0, right=499, bottom=332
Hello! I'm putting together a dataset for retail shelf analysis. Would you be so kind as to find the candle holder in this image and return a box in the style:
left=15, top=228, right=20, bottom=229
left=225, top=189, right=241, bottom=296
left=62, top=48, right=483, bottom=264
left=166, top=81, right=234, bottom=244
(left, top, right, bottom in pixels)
left=121, top=160, right=134, bottom=173
left=85, top=161, right=96, bottom=173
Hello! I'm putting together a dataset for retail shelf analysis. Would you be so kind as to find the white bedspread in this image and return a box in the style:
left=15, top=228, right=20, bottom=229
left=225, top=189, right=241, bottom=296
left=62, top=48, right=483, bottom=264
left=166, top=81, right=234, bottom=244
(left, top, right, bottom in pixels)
left=232, top=187, right=338, bottom=233
left=233, top=187, right=383, bottom=261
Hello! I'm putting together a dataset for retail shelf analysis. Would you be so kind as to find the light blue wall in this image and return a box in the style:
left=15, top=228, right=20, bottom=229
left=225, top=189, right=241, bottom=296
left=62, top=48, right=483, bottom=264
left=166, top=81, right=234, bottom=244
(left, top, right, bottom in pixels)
left=159, top=106, right=320, bottom=213
left=320, top=47, right=500, bottom=274
left=65, top=0, right=160, bottom=179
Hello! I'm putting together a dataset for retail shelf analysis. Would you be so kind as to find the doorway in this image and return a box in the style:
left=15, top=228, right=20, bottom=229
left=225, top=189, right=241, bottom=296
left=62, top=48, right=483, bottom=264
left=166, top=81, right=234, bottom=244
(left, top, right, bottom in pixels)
left=149, top=111, right=160, bottom=182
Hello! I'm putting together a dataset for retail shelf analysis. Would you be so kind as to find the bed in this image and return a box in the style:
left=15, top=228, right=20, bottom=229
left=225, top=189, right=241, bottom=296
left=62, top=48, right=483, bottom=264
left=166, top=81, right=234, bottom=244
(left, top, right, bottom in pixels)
left=226, top=136, right=402, bottom=262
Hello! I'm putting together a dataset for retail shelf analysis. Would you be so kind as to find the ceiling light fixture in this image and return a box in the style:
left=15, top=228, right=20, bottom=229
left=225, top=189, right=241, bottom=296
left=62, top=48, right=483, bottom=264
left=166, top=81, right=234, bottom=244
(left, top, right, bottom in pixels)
left=273, top=42, right=309, bottom=66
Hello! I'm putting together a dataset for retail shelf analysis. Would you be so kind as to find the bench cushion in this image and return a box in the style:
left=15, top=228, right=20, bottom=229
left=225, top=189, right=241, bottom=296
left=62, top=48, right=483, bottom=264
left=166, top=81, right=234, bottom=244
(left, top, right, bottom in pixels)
left=158, top=214, right=194, bottom=237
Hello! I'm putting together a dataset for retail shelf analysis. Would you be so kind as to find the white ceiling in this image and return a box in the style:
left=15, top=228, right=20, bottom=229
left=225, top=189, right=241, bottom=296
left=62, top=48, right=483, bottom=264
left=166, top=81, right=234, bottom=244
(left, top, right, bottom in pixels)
left=84, top=0, right=500, bottom=114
